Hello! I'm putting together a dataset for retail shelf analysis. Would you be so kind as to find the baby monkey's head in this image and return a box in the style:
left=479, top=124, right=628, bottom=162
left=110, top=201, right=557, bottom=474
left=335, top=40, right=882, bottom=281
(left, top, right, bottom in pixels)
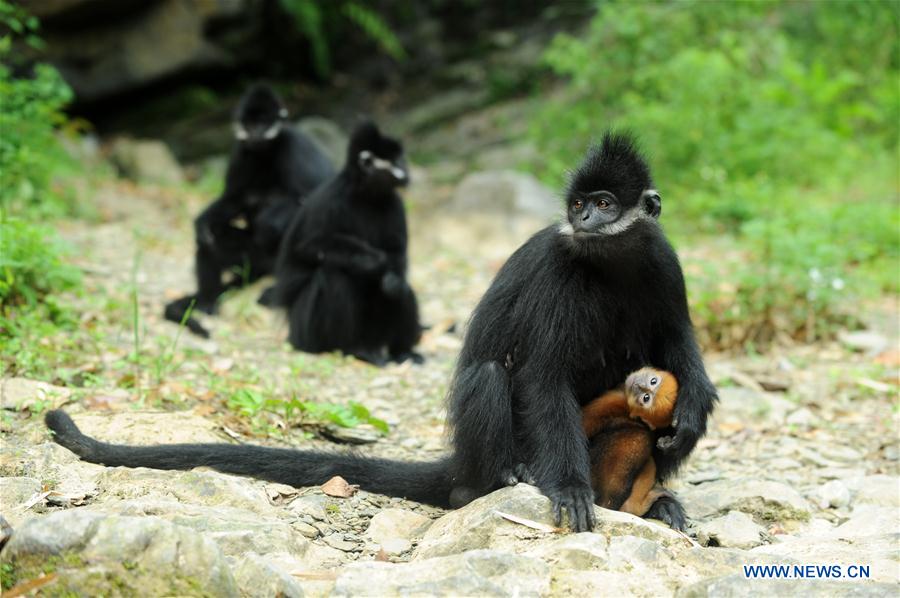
left=624, top=367, right=678, bottom=430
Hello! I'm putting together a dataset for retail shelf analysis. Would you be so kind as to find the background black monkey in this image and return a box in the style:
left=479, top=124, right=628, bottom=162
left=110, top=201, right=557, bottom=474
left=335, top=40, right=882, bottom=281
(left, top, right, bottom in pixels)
left=272, top=121, right=422, bottom=365
left=164, top=83, right=334, bottom=337
left=46, top=132, right=715, bottom=532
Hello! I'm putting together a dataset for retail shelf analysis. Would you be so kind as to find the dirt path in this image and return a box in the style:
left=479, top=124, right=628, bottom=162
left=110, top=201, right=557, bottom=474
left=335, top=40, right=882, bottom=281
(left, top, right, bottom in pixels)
left=1, top=176, right=898, bottom=596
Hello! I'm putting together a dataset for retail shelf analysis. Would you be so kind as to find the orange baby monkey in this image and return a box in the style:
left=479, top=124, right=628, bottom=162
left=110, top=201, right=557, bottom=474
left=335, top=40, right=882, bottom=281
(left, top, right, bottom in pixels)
left=581, top=367, right=679, bottom=523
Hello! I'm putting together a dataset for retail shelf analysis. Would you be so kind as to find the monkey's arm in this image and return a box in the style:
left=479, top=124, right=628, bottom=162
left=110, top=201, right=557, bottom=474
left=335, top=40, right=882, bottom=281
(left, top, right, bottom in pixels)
left=519, top=373, right=595, bottom=532
left=581, top=390, right=628, bottom=438
left=290, top=233, right=387, bottom=276
left=650, top=261, right=717, bottom=479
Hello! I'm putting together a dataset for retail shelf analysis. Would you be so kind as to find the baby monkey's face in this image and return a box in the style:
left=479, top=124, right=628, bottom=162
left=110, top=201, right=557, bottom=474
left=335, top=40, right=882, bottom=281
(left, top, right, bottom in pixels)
left=625, top=367, right=665, bottom=412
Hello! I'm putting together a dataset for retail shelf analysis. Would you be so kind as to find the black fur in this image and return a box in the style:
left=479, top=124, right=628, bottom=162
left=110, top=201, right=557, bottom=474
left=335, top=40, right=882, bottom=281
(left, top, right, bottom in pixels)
left=46, top=132, right=715, bottom=532
left=164, top=84, right=334, bottom=337
left=272, top=121, right=422, bottom=365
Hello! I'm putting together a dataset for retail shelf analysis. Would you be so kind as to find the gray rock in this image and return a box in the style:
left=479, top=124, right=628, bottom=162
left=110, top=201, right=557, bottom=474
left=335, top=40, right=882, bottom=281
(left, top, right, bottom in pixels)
left=715, top=387, right=796, bottom=424
left=415, top=484, right=555, bottom=559
left=527, top=532, right=608, bottom=570
left=232, top=553, right=305, bottom=598
left=678, top=478, right=811, bottom=521
left=843, top=475, right=900, bottom=507
left=1, top=510, right=238, bottom=596
left=696, top=512, right=765, bottom=549
left=296, top=116, right=347, bottom=169
left=289, top=494, right=330, bottom=520
left=450, top=170, right=559, bottom=221
left=833, top=505, right=899, bottom=540
left=380, top=538, right=412, bottom=555
left=108, top=499, right=310, bottom=558
left=0, top=377, right=71, bottom=410
left=0, top=477, right=41, bottom=514
left=607, top=535, right=662, bottom=568
left=678, top=574, right=896, bottom=597
left=811, top=480, right=851, bottom=509
left=838, top=330, right=888, bottom=354
left=554, top=569, right=671, bottom=597
left=334, top=549, right=550, bottom=597
left=416, top=485, right=683, bottom=560
left=42, top=0, right=248, bottom=100
left=785, top=407, right=817, bottom=427
left=109, top=137, right=184, bottom=184
left=365, top=508, right=433, bottom=544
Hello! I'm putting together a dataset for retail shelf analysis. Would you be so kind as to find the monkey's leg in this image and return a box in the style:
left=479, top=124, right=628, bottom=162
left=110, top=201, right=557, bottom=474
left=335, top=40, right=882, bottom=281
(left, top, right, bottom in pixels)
left=448, top=361, right=518, bottom=494
left=387, top=284, right=424, bottom=364
left=619, top=459, right=657, bottom=517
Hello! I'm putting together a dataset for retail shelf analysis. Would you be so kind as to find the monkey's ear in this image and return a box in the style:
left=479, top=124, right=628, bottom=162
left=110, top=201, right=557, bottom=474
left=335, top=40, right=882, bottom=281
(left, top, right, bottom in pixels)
left=642, top=189, right=661, bottom=218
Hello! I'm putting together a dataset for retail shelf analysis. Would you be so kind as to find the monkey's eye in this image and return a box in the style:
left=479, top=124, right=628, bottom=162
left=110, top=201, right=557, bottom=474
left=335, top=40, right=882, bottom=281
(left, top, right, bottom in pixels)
left=642, top=393, right=651, bottom=404
left=597, top=198, right=610, bottom=209
left=573, top=200, right=583, bottom=210
left=650, top=377, right=658, bottom=385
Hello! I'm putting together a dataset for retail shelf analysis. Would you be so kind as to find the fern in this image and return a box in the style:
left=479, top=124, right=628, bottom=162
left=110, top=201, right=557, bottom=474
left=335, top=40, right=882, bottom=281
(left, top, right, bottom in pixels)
left=279, top=0, right=331, bottom=78
left=342, top=2, right=406, bottom=61
left=279, top=0, right=405, bottom=78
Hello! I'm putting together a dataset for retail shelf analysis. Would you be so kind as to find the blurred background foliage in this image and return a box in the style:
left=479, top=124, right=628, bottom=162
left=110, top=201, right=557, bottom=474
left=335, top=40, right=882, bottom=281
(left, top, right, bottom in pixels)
left=0, top=0, right=897, bottom=359
left=531, top=0, right=898, bottom=349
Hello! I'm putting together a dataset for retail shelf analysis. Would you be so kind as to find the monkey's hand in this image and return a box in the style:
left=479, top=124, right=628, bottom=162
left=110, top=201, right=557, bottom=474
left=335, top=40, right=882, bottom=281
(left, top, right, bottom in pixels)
left=656, top=399, right=703, bottom=458
left=546, top=482, right=595, bottom=532
left=380, top=272, right=407, bottom=298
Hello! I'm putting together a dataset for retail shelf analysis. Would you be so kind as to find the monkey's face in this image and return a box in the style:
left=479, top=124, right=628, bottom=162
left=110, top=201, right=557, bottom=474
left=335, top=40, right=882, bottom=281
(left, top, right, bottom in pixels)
left=625, top=367, right=665, bottom=412
left=234, top=86, right=288, bottom=148
left=560, top=133, right=660, bottom=238
left=349, top=122, right=409, bottom=189
left=358, top=149, right=408, bottom=189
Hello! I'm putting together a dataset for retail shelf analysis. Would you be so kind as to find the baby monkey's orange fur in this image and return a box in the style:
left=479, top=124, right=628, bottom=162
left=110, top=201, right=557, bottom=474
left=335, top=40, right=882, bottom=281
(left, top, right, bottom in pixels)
left=581, top=367, right=678, bottom=517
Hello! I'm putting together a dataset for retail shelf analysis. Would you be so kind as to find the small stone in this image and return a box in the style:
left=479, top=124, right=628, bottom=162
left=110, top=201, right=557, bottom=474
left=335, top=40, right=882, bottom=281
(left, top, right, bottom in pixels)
left=380, top=538, right=412, bottom=555
left=366, top=508, right=432, bottom=544
left=786, top=407, right=816, bottom=427
left=838, top=330, right=888, bottom=354
left=294, top=521, right=320, bottom=539
left=109, top=137, right=184, bottom=185
left=289, top=494, right=329, bottom=520
left=812, top=480, right=851, bottom=509
left=696, top=511, right=765, bottom=549
left=607, top=535, right=661, bottom=569
left=323, top=534, right=360, bottom=552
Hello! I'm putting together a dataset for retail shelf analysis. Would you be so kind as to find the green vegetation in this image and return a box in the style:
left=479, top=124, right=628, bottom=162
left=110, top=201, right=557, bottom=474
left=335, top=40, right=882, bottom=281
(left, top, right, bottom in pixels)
left=0, top=1, right=86, bottom=376
left=279, top=0, right=405, bottom=78
left=531, top=0, right=899, bottom=349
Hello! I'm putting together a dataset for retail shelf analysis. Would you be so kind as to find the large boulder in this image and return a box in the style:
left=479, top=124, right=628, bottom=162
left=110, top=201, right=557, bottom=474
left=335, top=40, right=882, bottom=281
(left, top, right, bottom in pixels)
left=1, top=510, right=238, bottom=596
left=109, top=137, right=184, bottom=185
left=450, top=170, right=559, bottom=221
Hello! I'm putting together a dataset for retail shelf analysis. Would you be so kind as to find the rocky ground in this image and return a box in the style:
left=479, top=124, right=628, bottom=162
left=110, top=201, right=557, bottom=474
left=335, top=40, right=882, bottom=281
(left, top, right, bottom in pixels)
left=2, top=138, right=899, bottom=596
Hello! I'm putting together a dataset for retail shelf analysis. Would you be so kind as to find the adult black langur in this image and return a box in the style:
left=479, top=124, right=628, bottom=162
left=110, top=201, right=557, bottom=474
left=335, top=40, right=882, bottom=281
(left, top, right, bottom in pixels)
left=46, top=132, right=715, bottom=532
left=272, top=121, right=423, bottom=365
left=164, top=83, right=334, bottom=337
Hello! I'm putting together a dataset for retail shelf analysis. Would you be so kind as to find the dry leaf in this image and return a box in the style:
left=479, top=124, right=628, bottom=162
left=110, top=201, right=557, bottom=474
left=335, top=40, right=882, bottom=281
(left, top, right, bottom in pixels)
left=5, top=573, right=58, bottom=597
left=84, top=394, right=125, bottom=411
left=290, top=571, right=338, bottom=581
left=221, top=425, right=243, bottom=441
left=321, top=476, right=359, bottom=498
left=494, top=510, right=561, bottom=533
left=375, top=548, right=389, bottom=562
left=193, top=404, right=216, bottom=417
left=20, top=491, right=52, bottom=510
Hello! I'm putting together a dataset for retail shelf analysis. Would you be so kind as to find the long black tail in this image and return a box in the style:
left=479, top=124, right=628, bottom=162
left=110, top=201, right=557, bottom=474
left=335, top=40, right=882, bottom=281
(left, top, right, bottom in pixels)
left=163, top=296, right=210, bottom=338
left=45, top=410, right=453, bottom=507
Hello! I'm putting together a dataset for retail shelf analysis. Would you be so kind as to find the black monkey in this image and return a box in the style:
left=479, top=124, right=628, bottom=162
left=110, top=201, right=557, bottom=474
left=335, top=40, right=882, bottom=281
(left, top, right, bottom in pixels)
left=272, top=121, right=423, bottom=365
left=46, top=132, right=715, bottom=532
left=164, top=84, right=335, bottom=337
